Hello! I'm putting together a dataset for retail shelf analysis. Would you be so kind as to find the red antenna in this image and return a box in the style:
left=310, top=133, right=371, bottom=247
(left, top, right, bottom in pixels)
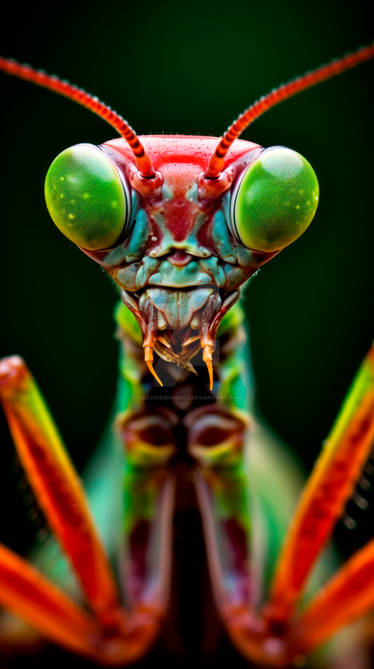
left=0, top=58, right=156, bottom=179
left=206, top=43, right=374, bottom=179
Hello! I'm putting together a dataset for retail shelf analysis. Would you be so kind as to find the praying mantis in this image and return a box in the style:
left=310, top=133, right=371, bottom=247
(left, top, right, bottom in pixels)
left=0, top=44, right=373, bottom=668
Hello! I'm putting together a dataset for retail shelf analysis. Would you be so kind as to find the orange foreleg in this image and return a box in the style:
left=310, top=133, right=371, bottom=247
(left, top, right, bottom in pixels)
left=0, top=356, right=119, bottom=625
left=266, top=346, right=374, bottom=624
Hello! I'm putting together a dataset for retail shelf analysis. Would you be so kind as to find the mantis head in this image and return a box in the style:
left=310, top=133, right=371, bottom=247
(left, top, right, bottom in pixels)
left=43, top=136, right=318, bottom=387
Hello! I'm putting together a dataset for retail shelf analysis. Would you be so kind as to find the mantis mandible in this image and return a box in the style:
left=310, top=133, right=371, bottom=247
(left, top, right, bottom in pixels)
left=0, top=45, right=373, bottom=667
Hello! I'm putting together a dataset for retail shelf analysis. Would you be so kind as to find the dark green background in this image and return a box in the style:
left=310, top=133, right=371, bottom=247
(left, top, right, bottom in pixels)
left=0, top=0, right=373, bottom=665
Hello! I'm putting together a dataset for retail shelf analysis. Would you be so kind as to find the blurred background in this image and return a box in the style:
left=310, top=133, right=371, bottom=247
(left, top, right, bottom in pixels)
left=0, top=0, right=373, bottom=666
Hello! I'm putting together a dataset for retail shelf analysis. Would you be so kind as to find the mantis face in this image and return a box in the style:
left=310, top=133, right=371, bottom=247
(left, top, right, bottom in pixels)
left=44, top=136, right=318, bottom=385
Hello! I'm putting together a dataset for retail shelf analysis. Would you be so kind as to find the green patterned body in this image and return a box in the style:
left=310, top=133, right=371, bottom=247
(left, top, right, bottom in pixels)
left=113, top=299, right=305, bottom=612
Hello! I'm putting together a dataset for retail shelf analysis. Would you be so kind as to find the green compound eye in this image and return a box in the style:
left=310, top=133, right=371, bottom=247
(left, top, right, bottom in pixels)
left=45, top=144, right=128, bottom=250
left=232, top=147, right=319, bottom=252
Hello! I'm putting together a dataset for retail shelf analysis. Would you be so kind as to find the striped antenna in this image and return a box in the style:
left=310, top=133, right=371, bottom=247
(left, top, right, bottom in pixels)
left=0, top=58, right=155, bottom=179
left=206, top=43, right=374, bottom=179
